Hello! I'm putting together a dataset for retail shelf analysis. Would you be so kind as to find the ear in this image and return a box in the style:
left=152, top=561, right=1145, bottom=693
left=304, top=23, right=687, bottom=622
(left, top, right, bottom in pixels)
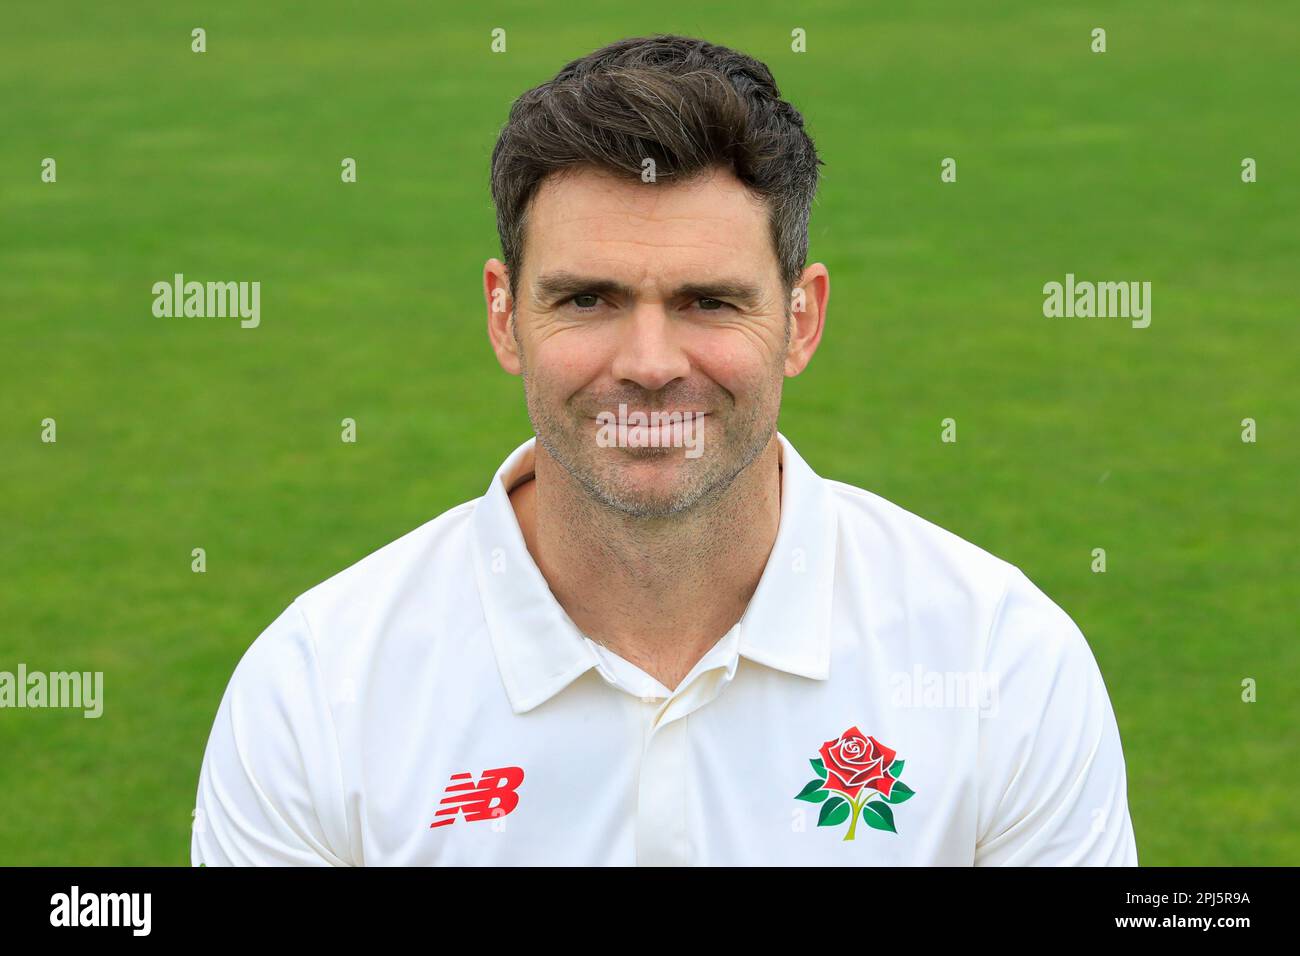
left=784, top=263, right=828, bottom=377
left=484, top=258, right=521, bottom=375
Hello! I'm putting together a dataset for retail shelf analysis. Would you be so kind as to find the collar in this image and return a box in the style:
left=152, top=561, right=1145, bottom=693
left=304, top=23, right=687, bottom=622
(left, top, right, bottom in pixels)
left=470, top=431, right=837, bottom=713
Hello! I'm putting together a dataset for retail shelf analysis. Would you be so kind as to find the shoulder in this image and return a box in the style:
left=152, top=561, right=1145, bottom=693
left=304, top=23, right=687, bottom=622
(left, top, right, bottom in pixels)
left=824, top=477, right=1015, bottom=628
left=823, top=476, right=1098, bottom=677
left=284, top=498, right=481, bottom=663
left=826, top=478, right=1013, bottom=583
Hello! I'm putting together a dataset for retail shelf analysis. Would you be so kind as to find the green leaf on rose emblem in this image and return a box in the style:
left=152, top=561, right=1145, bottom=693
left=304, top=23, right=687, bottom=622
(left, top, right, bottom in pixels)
left=818, top=796, right=851, bottom=827
left=860, top=801, right=897, bottom=833
left=795, top=778, right=831, bottom=802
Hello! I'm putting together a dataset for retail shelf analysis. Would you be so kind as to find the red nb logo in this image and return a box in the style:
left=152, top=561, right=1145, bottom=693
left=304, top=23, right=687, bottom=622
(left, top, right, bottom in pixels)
left=430, top=766, right=525, bottom=828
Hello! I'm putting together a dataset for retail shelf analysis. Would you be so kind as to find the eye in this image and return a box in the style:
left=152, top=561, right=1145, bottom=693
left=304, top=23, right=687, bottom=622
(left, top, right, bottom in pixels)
left=556, top=295, right=600, bottom=314
left=553, top=295, right=603, bottom=314
left=696, top=298, right=730, bottom=311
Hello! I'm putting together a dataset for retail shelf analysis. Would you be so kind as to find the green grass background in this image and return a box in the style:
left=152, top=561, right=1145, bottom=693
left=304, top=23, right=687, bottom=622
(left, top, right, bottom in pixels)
left=1, top=1, right=1296, bottom=865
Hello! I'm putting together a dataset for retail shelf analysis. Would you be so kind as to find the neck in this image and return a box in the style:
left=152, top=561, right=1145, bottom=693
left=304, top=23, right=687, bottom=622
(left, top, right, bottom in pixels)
left=510, top=436, right=783, bottom=690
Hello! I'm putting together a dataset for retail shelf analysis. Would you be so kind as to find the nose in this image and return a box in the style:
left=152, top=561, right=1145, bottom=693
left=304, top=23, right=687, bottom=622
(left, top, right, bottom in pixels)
left=608, top=302, right=691, bottom=392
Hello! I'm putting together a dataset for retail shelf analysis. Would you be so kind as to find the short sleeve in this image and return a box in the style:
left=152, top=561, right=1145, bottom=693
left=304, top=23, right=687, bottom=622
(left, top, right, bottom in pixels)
left=974, top=567, right=1138, bottom=866
left=191, top=602, right=352, bottom=866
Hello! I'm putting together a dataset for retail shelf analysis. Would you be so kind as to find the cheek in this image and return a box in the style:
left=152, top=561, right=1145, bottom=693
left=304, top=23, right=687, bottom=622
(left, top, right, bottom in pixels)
left=530, top=332, right=609, bottom=396
left=686, top=317, right=786, bottom=380
left=693, top=342, right=783, bottom=402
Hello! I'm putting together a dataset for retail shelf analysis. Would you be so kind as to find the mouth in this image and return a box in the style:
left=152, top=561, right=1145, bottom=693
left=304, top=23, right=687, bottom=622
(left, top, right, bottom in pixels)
left=588, top=411, right=709, bottom=421
left=589, top=411, right=709, bottom=449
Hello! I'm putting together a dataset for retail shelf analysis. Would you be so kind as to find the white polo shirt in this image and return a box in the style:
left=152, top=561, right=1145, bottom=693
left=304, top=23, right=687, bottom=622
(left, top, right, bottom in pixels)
left=191, top=432, right=1138, bottom=866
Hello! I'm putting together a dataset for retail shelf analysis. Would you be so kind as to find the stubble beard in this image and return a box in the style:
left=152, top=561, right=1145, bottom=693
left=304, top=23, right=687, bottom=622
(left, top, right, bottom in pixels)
left=519, top=361, right=780, bottom=521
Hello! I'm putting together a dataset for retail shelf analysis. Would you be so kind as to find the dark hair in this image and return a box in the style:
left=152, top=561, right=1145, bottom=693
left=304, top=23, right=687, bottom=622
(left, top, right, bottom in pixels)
left=490, top=34, right=823, bottom=300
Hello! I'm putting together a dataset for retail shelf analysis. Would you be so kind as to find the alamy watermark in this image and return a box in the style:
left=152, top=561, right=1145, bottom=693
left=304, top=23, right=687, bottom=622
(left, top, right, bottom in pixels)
left=595, top=403, right=706, bottom=459
left=152, top=273, right=260, bottom=328
left=889, top=666, right=999, bottom=718
left=50, top=886, right=150, bottom=935
left=0, top=664, right=103, bottom=718
left=1042, top=273, right=1151, bottom=328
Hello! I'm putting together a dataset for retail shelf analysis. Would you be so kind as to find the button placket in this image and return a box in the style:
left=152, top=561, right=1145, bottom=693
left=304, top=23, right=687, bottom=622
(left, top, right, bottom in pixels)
left=591, top=626, right=740, bottom=865
left=636, top=716, right=689, bottom=865
left=635, top=662, right=738, bottom=866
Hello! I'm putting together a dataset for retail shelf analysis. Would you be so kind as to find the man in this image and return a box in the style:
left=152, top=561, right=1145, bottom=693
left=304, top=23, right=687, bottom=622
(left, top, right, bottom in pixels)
left=192, top=35, right=1137, bottom=865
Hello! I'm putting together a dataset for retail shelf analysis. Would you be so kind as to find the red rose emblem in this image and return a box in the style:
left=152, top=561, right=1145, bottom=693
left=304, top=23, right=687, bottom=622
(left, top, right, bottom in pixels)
left=819, top=726, right=898, bottom=800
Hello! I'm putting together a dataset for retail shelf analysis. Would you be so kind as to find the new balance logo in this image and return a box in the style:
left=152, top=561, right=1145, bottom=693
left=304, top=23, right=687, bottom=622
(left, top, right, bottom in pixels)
left=430, top=766, right=525, bottom=828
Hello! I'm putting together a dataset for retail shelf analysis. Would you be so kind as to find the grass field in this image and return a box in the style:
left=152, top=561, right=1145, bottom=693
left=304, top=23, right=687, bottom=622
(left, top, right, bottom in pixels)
left=1, top=1, right=1296, bottom=865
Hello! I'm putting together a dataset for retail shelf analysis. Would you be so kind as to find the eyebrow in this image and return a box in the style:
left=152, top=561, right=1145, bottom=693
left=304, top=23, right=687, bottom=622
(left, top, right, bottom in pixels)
left=532, top=271, right=766, bottom=310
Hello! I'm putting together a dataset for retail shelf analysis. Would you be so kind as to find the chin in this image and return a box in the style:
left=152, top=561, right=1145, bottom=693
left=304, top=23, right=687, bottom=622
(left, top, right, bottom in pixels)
left=597, top=474, right=715, bottom=518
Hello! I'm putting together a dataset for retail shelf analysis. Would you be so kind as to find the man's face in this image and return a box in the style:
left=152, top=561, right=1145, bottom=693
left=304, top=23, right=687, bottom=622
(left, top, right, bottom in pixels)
left=504, top=164, right=793, bottom=518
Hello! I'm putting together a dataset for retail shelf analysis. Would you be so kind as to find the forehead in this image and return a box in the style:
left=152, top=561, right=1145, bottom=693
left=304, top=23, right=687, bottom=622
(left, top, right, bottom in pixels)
left=521, top=164, right=779, bottom=287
